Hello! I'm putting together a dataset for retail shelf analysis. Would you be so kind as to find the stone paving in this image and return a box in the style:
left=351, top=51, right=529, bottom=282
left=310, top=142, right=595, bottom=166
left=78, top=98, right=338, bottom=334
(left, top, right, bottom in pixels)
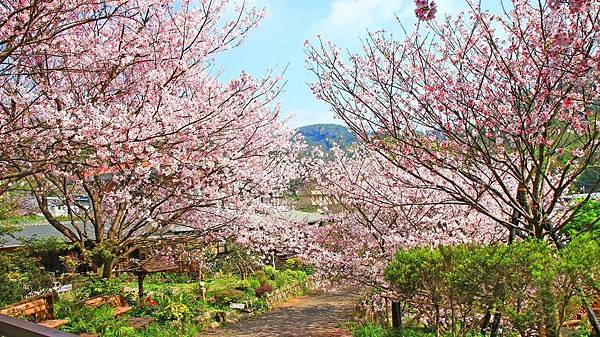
left=198, top=288, right=356, bottom=337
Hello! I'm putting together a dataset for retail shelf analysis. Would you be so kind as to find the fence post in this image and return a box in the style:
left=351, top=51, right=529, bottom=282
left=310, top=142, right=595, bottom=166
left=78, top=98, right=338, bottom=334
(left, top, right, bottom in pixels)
left=391, top=301, right=402, bottom=335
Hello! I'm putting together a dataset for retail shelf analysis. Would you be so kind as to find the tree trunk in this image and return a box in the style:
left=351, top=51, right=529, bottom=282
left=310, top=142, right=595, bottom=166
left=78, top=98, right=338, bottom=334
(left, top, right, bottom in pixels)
left=101, top=258, right=114, bottom=278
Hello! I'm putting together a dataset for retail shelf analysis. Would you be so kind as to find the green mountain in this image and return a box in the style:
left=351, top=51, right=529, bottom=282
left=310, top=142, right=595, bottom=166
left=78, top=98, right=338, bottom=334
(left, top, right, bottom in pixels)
left=296, top=124, right=357, bottom=150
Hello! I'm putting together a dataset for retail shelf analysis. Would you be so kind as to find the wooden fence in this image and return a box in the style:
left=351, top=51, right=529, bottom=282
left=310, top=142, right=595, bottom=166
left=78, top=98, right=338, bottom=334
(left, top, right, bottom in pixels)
left=0, top=314, right=76, bottom=337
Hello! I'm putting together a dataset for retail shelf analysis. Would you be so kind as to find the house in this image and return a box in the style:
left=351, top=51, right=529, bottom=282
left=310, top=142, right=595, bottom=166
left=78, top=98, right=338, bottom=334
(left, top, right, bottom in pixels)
left=22, top=195, right=92, bottom=218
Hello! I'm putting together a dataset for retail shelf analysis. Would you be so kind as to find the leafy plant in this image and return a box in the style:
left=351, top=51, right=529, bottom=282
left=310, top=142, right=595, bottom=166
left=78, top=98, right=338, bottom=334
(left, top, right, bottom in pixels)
left=139, top=322, right=204, bottom=337
left=60, top=305, right=127, bottom=334
left=213, top=288, right=245, bottom=305
left=385, top=238, right=600, bottom=336
left=255, top=283, right=273, bottom=297
left=564, top=198, right=600, bottom=236
left=0, top=245, right=54, bottom=306
left=74, top=277, right=123, bottom=299
left=350, top=322, right=401, bottom=337
left=157, top=302, right=191, bottom=322
left=253, top=270, right=267, bottom=284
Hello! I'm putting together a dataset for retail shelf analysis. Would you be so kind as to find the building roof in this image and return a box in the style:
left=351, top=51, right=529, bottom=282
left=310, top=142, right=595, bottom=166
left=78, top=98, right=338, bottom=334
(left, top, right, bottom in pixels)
left=0, top=221, right=96, bottom=248
left=0, top=210, right=326, bottom=248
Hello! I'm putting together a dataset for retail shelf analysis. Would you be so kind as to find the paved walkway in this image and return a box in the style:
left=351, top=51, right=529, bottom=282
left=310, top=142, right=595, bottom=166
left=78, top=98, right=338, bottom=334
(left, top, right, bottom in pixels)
left=199, top=288, right=356, bottom=337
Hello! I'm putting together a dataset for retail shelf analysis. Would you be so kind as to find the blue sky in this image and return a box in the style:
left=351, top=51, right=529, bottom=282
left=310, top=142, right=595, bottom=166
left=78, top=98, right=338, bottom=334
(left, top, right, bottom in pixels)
left=215, top=0, right=478, bottom=128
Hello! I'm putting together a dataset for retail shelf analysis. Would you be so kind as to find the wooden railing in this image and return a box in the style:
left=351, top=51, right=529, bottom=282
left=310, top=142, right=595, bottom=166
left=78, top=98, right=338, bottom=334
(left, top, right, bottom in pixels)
left=0, top=314, right=76, bottom=337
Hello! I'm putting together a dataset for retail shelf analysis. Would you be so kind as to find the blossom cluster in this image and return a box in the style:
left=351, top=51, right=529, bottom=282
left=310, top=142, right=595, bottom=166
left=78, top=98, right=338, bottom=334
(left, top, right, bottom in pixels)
left=414, top=0, right=437, bottom=21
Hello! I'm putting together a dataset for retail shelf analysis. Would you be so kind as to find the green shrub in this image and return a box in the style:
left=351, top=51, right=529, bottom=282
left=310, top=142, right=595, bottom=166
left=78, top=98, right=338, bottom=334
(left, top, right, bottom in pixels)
left=254, top=270, right=267, bottom=283
left=213, top=288, right=245, bottom=305
left=0, top=250, right=53, bottom=306
left=384, top=238, right=600, bottom=337
left=103, top=325, right=137, bottom=337
left=74, top=277, right=123, bottom=299
left=253, top=298, right=269, bottom=311
left=248, top=277, right=260, bottom=290
left=263, top=265, right=277, bottom=280
left=157, top=302, right=191, bottom=322
left=275, top=270, right=294, bottom=288
left=564, top=198, right=600, bottom=236
left=206, top=272, right=242, bottom=294
left=139, top=321, right=204, bottom=337
left=237, top=279, right=255, bottom=291
left=350, top=322, right=400, bottom=337
left=264, top=279, right=277, bottom=290
left=60, top=305, right=127, bottom=334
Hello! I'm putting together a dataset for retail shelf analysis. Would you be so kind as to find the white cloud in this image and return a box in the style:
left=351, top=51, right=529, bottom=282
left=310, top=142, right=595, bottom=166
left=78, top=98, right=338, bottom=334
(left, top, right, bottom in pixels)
left=314, top=0, right=409, bottom=42
left=313, top=0, right=470, bottom=45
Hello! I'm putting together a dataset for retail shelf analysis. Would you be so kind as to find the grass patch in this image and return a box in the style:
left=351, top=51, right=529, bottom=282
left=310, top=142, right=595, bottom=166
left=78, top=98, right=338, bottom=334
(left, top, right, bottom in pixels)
left=0, top=215, right=47, bottom=225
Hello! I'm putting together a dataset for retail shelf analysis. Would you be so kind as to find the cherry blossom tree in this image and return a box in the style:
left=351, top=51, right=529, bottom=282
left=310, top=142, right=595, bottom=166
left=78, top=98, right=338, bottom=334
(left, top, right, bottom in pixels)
left=308, top=0, right=600, bottom=333
left=0, top=1, right=133, bottom=194
left=307, top=0, right=600, bottom=246
left=0, top=0, right=300, bottom=277
left=289, top=149, right=503, bottom=289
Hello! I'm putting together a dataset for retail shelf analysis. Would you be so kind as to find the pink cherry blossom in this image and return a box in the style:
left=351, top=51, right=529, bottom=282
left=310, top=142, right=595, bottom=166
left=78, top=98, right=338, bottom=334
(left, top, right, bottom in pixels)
left=307, top=0, right=600, bottom=249
left=414, top=0, right=438, bottom=21
left=0, top=0, right=302, bottom=277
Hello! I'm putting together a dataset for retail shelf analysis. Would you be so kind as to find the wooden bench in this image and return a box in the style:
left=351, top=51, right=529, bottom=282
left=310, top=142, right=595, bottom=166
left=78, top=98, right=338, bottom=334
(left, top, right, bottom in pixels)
left=83, top=295, right=156, bottom=330
left=83, top=294, right=132, bottom=317
left=0, top=293, right=68, bottom=329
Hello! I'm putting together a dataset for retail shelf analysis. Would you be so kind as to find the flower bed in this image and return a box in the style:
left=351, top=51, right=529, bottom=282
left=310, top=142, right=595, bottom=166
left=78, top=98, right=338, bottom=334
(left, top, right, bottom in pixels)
left=51, top=266, right=312, bottom=336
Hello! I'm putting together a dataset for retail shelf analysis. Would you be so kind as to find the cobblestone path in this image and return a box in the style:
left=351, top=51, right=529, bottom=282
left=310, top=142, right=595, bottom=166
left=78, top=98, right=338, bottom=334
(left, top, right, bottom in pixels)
left=198, top=288, right=356, bottom=337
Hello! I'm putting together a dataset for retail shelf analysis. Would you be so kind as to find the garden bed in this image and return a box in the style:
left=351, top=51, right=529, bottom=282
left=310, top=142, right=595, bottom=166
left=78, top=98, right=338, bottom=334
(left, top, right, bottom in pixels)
left=49, top=266, right=312, bottom=337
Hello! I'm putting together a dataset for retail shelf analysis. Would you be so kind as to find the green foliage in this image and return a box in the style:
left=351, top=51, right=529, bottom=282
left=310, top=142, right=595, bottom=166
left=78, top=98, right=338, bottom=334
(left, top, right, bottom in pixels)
left=213, top=288, right=245, bottom=305
left=103, top=325, right=138, bottom=337
left=21, top=236, right=71, bottom=253
left=252, top=266, right=307, bottom=290
left=564, top=198, right=600, bottom=235
left=351, top=322, right=396, bottom=337
left=91, top=240, right=119, bottom=265
left=253, top=270, right=267, bottom=283
left=0, top=245, right=54, bottom=306
left=138, top=289, right=207, bottom=322
left=137, top=322, right=204, bottom=337
left=157, top=302, right=191, bottom=322
left=74, top=277, right=123, bottom=299
left=284, top=257, right=316, bottom=275
left=0, top=222, right=20, bottom=244
left=349, top=323, right=431, bottom=337
left=0, top=215, right=49, bottom=225
left=385, top=238, right=600, bottom=336
left=263, top=265, right=277, bottom=280
left=247, top=277, right=260, bottom=290
left=60, top=305, right=127, bottom=334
